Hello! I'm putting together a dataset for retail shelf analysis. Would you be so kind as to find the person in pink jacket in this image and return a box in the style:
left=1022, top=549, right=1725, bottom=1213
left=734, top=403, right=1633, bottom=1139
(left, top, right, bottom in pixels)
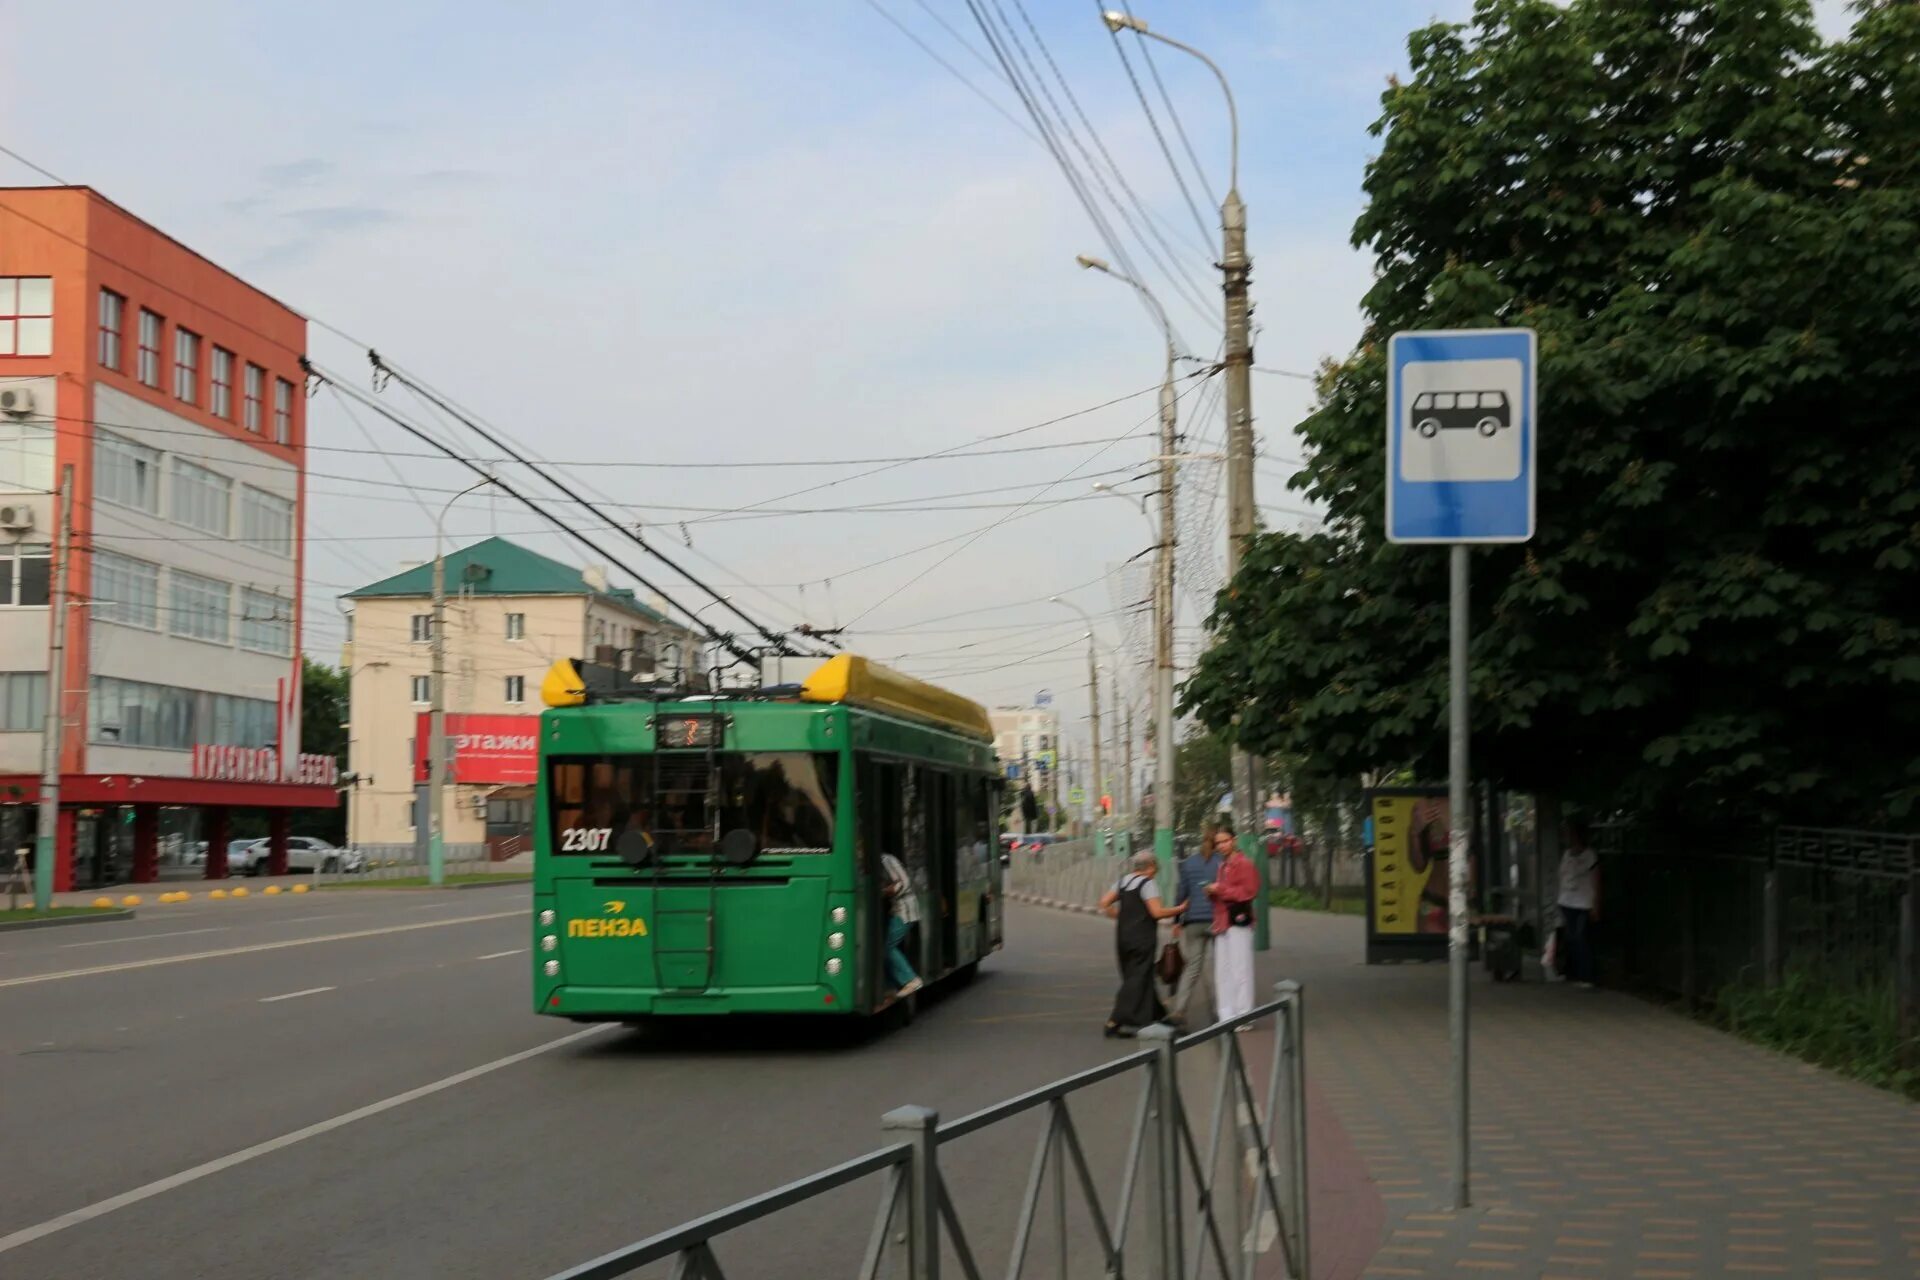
left=1207, top=822, right=1261, bottom=1024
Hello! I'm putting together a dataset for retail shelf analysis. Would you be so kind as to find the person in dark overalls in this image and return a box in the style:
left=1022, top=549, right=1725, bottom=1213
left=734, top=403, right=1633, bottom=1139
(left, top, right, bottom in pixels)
left=1098, top=850, right=1187, bottom=1037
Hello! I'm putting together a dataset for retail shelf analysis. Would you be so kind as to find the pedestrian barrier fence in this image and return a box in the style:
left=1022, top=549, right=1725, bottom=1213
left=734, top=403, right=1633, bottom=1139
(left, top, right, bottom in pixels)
left=312, top=842, right=496, bottom=884
left=544, top=983, right=1308, bottom=1280
left=1006, top=838, right=1133, bottom=911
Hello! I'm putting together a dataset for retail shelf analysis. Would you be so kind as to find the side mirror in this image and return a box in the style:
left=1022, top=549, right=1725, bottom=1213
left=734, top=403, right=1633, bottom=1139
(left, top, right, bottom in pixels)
left=719, top=828, right=757, bottom=867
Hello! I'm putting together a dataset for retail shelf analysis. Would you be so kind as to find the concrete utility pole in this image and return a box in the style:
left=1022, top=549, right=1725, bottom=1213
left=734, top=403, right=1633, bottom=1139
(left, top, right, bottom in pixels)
left=1077, top=254, right=1179, bottom=879
left=429, top=477, right=493, bottom=887
left=1102, top=8, right=1266, bottom=943
left=31, top=465, right=73, bottom=912
left=1048, top=597, right=1104, bottom=837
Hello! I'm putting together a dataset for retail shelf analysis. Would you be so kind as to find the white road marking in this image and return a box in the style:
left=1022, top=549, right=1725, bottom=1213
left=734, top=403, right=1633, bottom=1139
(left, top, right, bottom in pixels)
left=475, top=948, right=526, bottom=960
left=60, top=927, right=224, bottom=949
left=0, top=911, right=523, bottom=989
left=258, top=986, right=335, bottom=1003
left=0, top=1025, right=611, bottom=1257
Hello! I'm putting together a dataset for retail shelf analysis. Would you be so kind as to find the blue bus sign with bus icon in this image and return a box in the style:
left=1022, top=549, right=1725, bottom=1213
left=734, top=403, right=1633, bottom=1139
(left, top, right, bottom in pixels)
left=1386, top=329, right=1537, bottom=544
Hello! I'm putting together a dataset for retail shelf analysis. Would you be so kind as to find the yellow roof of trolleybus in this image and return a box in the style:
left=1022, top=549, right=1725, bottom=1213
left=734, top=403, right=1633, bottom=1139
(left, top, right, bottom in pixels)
left=800, top=654, right=993, bottom=741
left=539, top=652, right=992, bottom=741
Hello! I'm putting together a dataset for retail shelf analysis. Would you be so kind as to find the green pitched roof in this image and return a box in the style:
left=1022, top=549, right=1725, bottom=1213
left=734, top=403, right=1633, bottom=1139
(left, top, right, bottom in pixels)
left=343, top=537, right=667, bottom=622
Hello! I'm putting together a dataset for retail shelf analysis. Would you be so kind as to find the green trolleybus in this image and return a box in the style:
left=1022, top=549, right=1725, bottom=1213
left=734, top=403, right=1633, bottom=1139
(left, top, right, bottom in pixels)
left=531, top=653, right=1003, bottom=1021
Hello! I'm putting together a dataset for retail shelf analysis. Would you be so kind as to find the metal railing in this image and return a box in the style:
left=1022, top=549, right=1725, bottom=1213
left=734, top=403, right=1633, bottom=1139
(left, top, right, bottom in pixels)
left=312, top=842, right=501, bottom=884
left=1006, top=838, right=1128, bottom=910
left=545, top=983, right=1309, bottom=1280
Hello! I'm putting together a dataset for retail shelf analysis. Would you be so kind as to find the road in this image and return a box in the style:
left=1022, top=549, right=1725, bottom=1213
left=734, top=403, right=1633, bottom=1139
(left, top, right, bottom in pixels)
left=0, top=889, right=1178, bottom=1279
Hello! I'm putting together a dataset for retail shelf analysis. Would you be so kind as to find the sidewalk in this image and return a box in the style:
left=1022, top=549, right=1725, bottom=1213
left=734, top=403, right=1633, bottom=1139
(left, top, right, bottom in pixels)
left=1264, top=907, right=1920, bottom=1278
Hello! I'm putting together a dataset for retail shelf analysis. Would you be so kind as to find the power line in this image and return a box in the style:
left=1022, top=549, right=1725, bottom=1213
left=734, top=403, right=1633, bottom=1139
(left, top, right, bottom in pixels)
left=843, top=370, right=1212, bottom=627
left=1097, top=1, right=1215, bottom=248
left=304, top=362, right=760, bottom=666
left=860, top=0, right=1041, bottom=145
left=1121, top=0, right=1219, bottom=208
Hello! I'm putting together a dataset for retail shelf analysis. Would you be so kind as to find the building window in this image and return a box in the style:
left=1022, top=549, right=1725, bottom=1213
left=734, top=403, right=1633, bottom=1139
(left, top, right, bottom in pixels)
left=168, top=569, right=230, bottom=644
left=0, top=277, right=53, bottom=357
left=95, top=430, right=162, bottom=513
left=0, top=672, right=47, bottom=732
left=504, top=675, right=526, bottom=704
left=98, top=289, right=125, bottom=370
left=410, top=613, right=433, bottom=643
left=505, top=612, right=525, bottom=640
left=273, top=378, right=294, bottom=444
left=243, top=364, right=264, bottom=432
left=237, top=486, right=293, bottom=555
left=210, top=347, right=235, bottom=419
left=0, top=544, right=52, bottom=607
left=173, top=329, right=201, bottom=404
left=137, top=309, right=164, bottom=388
left=0, top=418, right=55, bottom=493
left=239, top=588, right=292, bottom=656
left=88, top=676, right=273, bottom=750
left=411, top=675, right=431, bottom=704
left=169, top=457, right=232, bottom=536
left=91, top=551, right=160, bottom=630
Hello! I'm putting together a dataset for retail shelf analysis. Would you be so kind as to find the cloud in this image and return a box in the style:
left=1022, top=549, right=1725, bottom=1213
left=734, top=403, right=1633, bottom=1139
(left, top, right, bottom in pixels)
left=258, top=158, right=336, bottom=186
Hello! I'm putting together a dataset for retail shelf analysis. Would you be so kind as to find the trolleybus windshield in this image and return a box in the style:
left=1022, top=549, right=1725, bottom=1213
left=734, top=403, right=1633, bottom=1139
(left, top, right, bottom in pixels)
left=547, top=752, right=838, bottom=857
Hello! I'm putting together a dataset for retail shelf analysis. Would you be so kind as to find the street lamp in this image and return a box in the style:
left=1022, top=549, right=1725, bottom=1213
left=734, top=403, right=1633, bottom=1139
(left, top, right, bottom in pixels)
left=1077, top=253, right=1179, bottom=878
left=1048, top=597, right=1105, bottom=843
left=1099, top=7, right=1267, bottom=949
left=429, top=476, right=494, bottom=888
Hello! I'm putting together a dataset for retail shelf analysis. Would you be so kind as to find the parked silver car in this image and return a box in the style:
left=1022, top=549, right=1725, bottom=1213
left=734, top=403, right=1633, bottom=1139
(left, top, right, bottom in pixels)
left=231, top=837, right=364, bottom=875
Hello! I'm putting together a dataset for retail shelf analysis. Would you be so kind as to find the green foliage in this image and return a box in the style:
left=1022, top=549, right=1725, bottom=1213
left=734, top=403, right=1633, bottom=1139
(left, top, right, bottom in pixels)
left=1270, top=885, right=1367, bottom=916
left=1185, top=0, right=1920, bottom=823
left=296, top=658, right=348, bottom=843
left=1716, top=969, right=1917, bottom=1099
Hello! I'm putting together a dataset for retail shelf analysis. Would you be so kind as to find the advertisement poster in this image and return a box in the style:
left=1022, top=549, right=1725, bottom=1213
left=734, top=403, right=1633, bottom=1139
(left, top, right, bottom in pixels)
left=1365, top=787, right=1468, bottom=963
left=412, top=713, right=541, bottom=786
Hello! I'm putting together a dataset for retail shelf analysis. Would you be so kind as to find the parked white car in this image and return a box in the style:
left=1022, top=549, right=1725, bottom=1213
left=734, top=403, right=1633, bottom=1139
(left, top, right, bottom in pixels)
left=231, top=837, right=364, bottom=875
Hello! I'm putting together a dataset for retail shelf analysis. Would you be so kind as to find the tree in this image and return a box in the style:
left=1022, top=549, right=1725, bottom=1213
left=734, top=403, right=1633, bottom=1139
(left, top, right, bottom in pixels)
left=295, top=658, right=348, bottom=841
left=1185, top=0, right=1920, bottom=825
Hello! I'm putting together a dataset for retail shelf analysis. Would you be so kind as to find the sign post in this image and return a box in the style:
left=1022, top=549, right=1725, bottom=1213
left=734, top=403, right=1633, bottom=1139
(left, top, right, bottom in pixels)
left=1387, top=328, right=1537, bottom=1212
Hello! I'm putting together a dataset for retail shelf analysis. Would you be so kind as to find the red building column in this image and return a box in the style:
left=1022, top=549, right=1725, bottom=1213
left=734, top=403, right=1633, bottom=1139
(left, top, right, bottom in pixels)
left=204, top=807, right=231, bottom=879
left=132, top=805, right=160, bottom=884
left=267, top=812, right=290, bottom=876
left=54, top=808, right=75, bottom=893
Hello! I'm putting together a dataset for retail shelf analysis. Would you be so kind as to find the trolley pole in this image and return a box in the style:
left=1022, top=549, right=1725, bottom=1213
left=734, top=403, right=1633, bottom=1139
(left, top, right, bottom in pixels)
left=31, top=465, right=73, bottom=913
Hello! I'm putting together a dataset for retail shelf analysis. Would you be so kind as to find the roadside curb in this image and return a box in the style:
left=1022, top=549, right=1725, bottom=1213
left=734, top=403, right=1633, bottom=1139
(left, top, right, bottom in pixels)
left=0, top=908, right=136, bottom=933
left=318, top=877, right=532, bottom=892
left=1008, top=890, right=1101, bottom=916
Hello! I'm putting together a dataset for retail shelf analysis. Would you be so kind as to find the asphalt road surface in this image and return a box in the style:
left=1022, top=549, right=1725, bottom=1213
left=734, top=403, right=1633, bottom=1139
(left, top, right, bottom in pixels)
left=0, top=889, right=1196, bottom=1279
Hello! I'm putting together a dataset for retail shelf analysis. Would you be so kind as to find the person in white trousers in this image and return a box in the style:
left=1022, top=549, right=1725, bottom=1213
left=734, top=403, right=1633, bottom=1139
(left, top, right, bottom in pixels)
left=1207, top=823, right=1260, bottom=1025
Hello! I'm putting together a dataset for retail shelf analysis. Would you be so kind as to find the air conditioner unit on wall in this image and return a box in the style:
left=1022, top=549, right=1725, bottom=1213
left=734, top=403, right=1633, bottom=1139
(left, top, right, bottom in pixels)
left=0, top=388, right=35, bottom=418
left=0, top=506, right=34, bottom=532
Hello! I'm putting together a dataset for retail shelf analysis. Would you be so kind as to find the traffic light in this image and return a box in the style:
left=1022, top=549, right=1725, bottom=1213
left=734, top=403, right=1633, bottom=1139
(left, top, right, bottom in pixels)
left=1099, top=794, right=1112, bottom=815
left=1020, top=786, right=1040, bottom=828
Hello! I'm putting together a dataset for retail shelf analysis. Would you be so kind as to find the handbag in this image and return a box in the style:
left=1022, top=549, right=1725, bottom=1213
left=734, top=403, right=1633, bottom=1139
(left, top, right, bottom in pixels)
left=1156, top=938, right=1185, bottom=986
left=1227, top=899, right=1254, bottom=928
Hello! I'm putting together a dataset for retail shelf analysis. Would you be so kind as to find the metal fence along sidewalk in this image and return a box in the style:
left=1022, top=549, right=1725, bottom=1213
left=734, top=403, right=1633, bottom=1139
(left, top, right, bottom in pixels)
left=544, top=984, right=1310, bottom=1280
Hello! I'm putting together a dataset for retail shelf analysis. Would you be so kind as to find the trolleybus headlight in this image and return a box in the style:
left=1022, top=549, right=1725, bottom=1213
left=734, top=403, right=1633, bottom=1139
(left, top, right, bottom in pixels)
left=825, top=958, right=842, bottom=975
left=539, top=909, right=555, bottom=926
left=541, top=935, right=558, bottom=952
left=544, top=960, right=560, bottom=977
left=830, top=906, right=847, bottom=924
left=828, top=932, right=845, bottom=950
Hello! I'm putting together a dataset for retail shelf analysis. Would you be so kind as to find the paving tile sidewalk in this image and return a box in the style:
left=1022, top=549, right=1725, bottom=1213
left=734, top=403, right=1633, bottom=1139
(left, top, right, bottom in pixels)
left=1263, top=906, right=1920, bottom=1278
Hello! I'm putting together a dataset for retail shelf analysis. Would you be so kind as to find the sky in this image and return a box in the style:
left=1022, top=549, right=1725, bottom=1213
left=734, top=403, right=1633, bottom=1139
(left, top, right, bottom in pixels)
left=0, top=0, right=1858, bottom=788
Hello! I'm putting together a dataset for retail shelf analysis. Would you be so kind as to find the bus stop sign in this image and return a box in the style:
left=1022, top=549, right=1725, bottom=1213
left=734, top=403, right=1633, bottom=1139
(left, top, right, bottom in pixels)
left=1386, top=329, right=1537, bottom=544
